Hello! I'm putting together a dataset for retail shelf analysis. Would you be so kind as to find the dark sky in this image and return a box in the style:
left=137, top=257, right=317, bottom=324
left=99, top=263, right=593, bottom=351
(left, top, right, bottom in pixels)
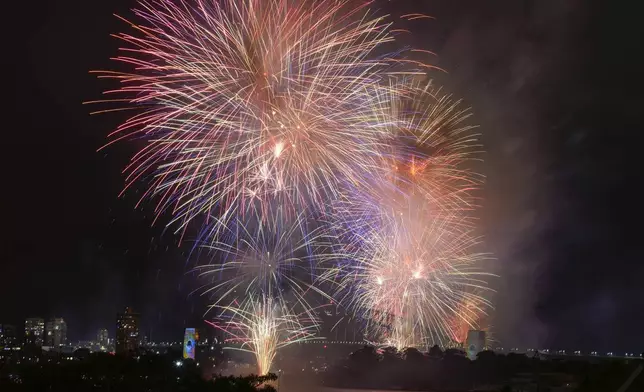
left=2, top=0, right=643, bottom=352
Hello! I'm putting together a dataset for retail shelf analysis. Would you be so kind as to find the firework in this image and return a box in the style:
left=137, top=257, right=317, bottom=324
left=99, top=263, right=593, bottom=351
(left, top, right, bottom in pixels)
left=448, top=287, right=491, bottom=345
left=336, top=212, right=491, bottom=349
left=92, top=0, right=496, bottom=357
left=196, top=213, right=330, bottom=374
left=194, top=212, right=330, bottom=309
left=90, top=0, right=399, bottom=235
left=206, top=294, right=317, bottom=375
left=386, top=80, right=483, bottom=218
left=335, top=79, right=483, bottom=232
left=323, top=80, right=492, bottom=349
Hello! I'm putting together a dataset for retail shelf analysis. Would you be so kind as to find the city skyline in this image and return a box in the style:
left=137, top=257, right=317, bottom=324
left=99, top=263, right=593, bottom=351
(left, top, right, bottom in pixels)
left=1, top=310, right=642, bottom=361
left=1, top=309, right=641, bottom=358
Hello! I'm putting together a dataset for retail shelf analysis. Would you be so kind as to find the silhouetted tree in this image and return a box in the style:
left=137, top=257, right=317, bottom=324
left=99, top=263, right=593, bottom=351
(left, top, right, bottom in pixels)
left=348, top=345, right=379, bottom=368
left=211, top=374, right=278, bottom=392
left=380, top=346, right=401, bottom=366
left=428, top=344, right=443, bottom=359
left=402, top=347, right=425, bottom=363
left=0, top=353, right=277, bottom=392
left=322, top=346, right=639, bottom=392
left=444, top=348, right=466, bottom=357
left=477, top=349, right=496, bottom=361
left=474, top=349, right=500, bottom=384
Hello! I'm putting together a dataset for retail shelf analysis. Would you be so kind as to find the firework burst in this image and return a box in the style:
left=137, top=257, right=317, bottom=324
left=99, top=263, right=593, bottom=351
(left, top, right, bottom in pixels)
left=336, top=79, right=483, bottom=231
left=206, top=294, right=317, bottom=375
left=448, top=287, right=491, bottom=345
left=196, top=213, right=330, bottom=373
left=323, top=79, right=492, bottom=349
left=195, top=212, right=330, bottom=309
left=90, top=0, right=399, bottom=235
left=333, top=211, right=491, bottom=349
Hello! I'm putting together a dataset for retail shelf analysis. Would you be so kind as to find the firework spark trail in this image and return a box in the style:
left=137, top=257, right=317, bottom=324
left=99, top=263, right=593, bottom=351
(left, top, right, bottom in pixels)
left=326, top=80, right=485, bottom=269
left=206, top=294, right=317, bottom=375
left=329, top=210, right=492, bottom=349
left=448, top=287, right=491, bottom=345
left=195, top=212, right=332, bottom=373
left=388, top=81, right=483, bottom=217
left=338, top=79, right=484, bottom=230
left=90, top=0, right=404, bottom=236
left=322, top=80, right=493, bottom=349
left=194, top=212, right=332, bottom=313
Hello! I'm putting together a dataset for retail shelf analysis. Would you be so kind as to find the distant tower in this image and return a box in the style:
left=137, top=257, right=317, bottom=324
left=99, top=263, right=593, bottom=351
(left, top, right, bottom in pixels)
left=466, top=330, right=486, bottom=360
left=24, top=318, right=45, bottom=347
left=45, top=318, right=68, bottom=347
left=97, top=328, right=109, bottom=347
left=183, top=328, right=198, bottom=359
left=116, top=307, right=140, bottom=355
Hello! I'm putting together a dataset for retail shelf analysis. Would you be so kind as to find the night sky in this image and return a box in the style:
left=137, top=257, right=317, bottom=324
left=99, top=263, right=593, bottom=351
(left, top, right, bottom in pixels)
left=2, top=0, right=643, bottom=352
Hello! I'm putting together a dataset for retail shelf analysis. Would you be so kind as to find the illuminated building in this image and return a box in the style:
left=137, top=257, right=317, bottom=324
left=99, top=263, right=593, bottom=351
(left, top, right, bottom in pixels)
left=466, top=330, right=486, bottom=360
left=0, top=324, right=18, bottom=347
left=24, top=317, right=45, bottom=347
left=97, top=328, right=109, bottom=347
left=45, top=318, right=67, bottom=347
left=183, top=328, right=199, bottom=359
left=116, top=307, right=140, bottom=354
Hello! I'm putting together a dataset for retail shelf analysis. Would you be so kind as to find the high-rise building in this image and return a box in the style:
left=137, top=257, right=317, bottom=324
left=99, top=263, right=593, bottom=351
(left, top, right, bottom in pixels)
left=45, top=318, right=67, bottom=347
left=24, top=318, right=45, bottom=347
left=0, top=324, right=18, bottom=348
left=97, top=328, right=109, bottom=347
left=183, top=328, right=199, bottom=359
left=466, top=330, right=486, bottom=360
left=116, top=307, right=140, bottom=354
